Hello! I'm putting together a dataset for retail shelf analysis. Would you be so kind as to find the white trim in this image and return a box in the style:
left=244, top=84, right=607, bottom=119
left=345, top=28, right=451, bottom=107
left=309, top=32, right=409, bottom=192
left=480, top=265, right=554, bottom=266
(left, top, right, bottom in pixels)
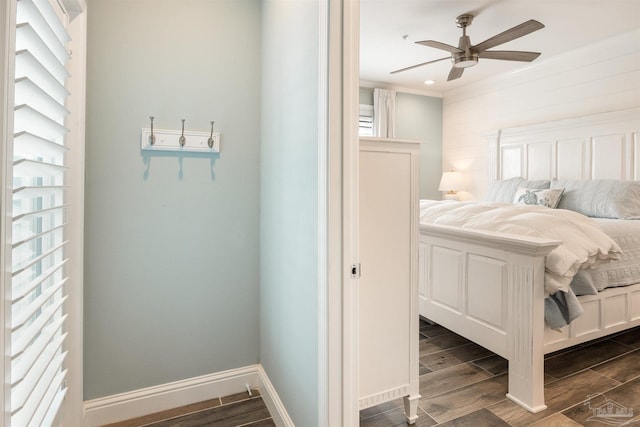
left=342, top=0, right=360, bottom=425
left=317, top=0, right=329, bottom=426
left=1, top=1, right=16, bottom=425
left=256, top=365, right=295, bottom=427
left=359, top=79, right=444, bottom=99
left=83, top=364, right=293, bottom=427
left=61, top=3, right=86, bottom=426
left=326, top=0, right=350, bottom=424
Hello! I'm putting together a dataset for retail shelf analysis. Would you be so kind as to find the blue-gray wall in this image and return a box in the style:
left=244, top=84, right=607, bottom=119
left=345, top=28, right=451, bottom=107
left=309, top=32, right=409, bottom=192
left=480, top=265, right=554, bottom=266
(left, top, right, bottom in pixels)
left=84, top=0, right=262, bottom=399
left=259, top=1, right=320, bottom=425
left=395, top=92, right=443, bottom=200
left=360, top=88, right=443, bottom=199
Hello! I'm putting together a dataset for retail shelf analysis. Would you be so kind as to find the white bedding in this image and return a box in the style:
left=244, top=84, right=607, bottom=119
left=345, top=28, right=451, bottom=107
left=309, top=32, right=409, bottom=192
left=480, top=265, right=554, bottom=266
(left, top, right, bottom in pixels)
left=570, top=218, right=640, bottom=294
left=419, top=200, right=622, bottom=295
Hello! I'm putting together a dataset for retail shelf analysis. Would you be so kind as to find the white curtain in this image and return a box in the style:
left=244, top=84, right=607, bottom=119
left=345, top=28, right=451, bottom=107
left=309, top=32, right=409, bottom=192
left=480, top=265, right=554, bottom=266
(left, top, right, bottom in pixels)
left=373, top=88, right=396, bottom=137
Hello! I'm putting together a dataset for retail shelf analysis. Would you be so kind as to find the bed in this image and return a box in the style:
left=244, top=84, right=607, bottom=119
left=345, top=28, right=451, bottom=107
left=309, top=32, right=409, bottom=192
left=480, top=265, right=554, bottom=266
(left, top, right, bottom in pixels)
left=418, top=107, right=640, bottom=413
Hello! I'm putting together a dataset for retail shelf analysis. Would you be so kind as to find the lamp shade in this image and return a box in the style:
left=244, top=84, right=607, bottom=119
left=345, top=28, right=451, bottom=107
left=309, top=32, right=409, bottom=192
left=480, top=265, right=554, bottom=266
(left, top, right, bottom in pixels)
left=438, top=171, right=463, bottom=192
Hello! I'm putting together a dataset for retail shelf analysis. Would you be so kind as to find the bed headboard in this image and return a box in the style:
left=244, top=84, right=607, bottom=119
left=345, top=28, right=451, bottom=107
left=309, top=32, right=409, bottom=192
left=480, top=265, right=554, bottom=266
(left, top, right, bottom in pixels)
left=487, top=108, right=640, bottom=182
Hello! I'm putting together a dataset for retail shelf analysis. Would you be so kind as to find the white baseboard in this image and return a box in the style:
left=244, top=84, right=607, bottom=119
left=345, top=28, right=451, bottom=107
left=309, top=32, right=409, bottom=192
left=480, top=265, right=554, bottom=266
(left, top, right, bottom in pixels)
left=256, top=365, right=295, bottom=427
left=83, top=364, right=293, bottom=427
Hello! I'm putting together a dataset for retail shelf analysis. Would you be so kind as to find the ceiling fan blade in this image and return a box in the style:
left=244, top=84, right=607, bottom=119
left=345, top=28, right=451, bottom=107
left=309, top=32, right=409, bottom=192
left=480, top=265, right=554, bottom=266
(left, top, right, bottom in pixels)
left=447, top=67, right=464, bottom=81
left=390, top=56, right=449, bottom=74
left=478, top=50, right=541, bottom=62
left=416, top=40, right=462, bottom=53
left=473, top=19, right=544, bottom=53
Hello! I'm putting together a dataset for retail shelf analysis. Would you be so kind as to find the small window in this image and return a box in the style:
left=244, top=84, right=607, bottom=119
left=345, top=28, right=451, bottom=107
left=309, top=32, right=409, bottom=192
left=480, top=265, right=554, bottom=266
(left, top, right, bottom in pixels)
left=359, top=104, right=373, bottom=136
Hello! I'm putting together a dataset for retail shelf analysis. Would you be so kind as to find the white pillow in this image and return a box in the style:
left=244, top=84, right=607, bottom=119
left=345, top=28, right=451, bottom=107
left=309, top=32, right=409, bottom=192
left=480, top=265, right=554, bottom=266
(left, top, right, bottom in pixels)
left=484, top=177, right=551, bottom=203
left=513, top=187, right=564, bottom=208
left=552, top=179, right=640, bottom=219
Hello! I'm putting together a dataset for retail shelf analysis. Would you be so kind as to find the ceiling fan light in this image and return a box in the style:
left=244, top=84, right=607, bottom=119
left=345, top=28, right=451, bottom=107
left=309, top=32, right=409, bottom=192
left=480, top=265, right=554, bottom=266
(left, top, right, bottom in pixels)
left=452, top=52, right=478, bottom=68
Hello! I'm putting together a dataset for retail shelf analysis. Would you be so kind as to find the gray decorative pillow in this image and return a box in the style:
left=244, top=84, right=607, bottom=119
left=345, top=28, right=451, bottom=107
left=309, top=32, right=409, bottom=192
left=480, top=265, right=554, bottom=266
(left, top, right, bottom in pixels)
left=484, top=177, right=551, bottom=203
left=551, top=179, right=640, bottom=219
left=513, top=187, right=564, bottom=208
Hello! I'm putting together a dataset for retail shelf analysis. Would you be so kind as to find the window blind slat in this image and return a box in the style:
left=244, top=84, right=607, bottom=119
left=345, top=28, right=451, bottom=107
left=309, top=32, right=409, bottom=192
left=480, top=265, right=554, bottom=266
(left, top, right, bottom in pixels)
left=11, top=241, right=67, bottom=277
left=11, top=352, right=67, bottom=423
left=12, top=228, right=64, bottom=270
left=14, top=131, right=68, bottom=160
left=11, top=333, right=66, bottom=388
left=12, top=222, right=66, bottom=249
left=13, top=158, right=67, bottom=176
left=16, top=0, right=69, bottom=63
left=15, top=77, right=69, bottom=124
left=30, top=0, right=71, bottom=45
left=11, top=300, right=67, bottom=359
left=37, top=383, right=67, bottom=427
left=14, top=104, right=69, bottom=142
left=13, top=185, right=66, bottom=200
left=11, top=279, right=65, bottom=331
left=12, top=203, right=67, bottom=223
left=11, top=260, right=67, bottom=304
left=15, top=23, right=69, bottom=83
left=31, top=371, right=68, bottom=427
left=15, top=50, right=69, bottom=102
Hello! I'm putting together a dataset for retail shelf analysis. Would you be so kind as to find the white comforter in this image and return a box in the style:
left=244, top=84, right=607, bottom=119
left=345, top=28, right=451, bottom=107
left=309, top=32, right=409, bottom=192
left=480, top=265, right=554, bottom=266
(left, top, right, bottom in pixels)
left=419, top=200, right=623, bottom=295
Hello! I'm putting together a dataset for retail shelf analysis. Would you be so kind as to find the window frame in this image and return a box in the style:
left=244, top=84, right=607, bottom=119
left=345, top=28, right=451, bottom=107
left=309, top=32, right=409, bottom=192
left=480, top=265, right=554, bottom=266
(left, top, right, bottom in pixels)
left=1, top=0, right=86, bottom=425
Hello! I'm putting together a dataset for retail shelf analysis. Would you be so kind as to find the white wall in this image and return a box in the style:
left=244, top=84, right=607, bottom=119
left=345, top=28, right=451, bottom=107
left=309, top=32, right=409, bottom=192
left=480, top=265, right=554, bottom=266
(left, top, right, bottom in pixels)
left=442, top=29, right=640, bottom=200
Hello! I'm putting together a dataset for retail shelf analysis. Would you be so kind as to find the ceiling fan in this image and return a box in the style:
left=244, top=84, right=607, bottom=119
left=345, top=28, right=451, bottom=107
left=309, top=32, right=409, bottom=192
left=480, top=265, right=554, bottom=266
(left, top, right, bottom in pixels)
left=391, top=14, right=545, bottom=81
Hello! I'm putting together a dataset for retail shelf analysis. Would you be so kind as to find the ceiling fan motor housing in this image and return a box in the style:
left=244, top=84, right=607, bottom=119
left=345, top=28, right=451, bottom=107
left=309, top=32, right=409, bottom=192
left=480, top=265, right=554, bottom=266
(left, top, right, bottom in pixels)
left=455, top=14, right=474, bottom=28
left=453, top=32, right=476, bottom=68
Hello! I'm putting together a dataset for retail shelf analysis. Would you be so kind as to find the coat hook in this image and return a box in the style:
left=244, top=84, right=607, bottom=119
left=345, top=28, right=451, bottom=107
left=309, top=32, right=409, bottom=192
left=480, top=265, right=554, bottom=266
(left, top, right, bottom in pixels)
left=208, top=121, right=215, bottom=148
left=149, top=116, right=156, bottom=145
left=179, top=119, right=186, bottom=146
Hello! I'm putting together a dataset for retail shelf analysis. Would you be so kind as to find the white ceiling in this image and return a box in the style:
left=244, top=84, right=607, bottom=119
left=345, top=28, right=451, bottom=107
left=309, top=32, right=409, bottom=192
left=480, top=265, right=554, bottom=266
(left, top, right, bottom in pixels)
left=360, top=0, right=640, bottom=95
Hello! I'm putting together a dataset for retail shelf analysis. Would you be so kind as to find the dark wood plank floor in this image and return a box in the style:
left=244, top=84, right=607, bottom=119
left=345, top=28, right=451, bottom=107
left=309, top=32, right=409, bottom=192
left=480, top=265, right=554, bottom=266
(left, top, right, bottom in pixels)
left=360, top=319, right=640, bottom=426
left=102, top=389, right=274, bottom=427
left=104, top=319, right=640, bottom=427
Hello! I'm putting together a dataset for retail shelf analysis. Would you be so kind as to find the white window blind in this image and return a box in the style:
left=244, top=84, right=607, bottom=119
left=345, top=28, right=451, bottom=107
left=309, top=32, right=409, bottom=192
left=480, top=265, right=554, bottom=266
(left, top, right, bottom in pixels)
left=10, top=0, right=71, bottom=425
left=359, top=104, right=373, bottom=136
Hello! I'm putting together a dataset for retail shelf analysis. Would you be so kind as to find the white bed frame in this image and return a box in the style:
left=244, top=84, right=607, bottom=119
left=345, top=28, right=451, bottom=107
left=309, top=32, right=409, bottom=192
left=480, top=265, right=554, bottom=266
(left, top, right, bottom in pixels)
left=419, top=107, right=640, bottom=413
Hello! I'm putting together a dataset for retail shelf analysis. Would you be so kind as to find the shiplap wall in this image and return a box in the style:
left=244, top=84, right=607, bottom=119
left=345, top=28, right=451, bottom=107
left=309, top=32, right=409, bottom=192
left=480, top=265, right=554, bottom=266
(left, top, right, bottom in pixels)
left=442, top=29, right=640, bottom=200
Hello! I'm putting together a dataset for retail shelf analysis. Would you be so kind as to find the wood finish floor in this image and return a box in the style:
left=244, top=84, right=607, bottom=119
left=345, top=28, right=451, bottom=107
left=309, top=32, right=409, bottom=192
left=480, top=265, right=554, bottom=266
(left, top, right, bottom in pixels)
left=104, top=319, right=640, bottom=427
left=360, top=319, right=640, bottom=426
left=102, top=390, right=274, bottom=427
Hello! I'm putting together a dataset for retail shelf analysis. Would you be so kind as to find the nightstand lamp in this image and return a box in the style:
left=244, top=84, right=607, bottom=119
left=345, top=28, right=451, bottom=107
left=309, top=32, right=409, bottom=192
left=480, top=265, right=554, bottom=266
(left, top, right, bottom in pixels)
left=438, top=171, right=463, bottom=200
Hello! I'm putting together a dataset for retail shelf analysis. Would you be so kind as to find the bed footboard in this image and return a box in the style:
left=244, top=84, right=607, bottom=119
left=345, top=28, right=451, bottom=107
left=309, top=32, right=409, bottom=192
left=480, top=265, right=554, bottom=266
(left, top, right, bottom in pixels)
left=419, top=224, right=560, bottom=413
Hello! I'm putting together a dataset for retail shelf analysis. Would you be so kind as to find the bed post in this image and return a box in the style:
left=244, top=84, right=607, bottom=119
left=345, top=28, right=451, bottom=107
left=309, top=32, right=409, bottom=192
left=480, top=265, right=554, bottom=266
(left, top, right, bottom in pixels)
left=505, top=252, right=548, bottom=413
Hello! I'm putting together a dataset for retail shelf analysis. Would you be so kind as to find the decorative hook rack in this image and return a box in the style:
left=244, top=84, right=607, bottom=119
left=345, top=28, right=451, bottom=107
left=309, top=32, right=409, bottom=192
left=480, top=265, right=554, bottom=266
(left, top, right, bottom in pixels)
left=141, top=117, right=220, bottom=153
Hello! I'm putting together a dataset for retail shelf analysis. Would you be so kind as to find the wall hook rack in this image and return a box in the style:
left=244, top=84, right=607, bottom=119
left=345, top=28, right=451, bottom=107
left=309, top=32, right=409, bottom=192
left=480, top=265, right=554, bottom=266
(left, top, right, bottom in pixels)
left=141, top=117, right=221, bottom=153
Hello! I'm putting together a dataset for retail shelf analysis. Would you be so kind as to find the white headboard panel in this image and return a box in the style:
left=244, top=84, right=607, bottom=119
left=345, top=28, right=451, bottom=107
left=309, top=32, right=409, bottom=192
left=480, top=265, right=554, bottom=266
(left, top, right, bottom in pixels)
left=487, top=108, right=640, bottom=182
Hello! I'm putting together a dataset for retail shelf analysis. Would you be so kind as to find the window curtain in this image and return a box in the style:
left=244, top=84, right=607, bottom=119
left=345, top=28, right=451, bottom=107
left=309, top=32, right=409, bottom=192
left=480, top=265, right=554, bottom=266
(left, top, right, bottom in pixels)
left=373, top=88, right=396, bottom=137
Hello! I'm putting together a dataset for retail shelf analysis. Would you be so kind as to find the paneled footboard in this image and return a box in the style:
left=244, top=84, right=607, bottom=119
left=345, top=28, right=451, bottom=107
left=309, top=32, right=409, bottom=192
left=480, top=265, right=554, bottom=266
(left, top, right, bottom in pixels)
left=419, top=223, right=640, bottom=412
left=419, top=223, right=560, bottom=413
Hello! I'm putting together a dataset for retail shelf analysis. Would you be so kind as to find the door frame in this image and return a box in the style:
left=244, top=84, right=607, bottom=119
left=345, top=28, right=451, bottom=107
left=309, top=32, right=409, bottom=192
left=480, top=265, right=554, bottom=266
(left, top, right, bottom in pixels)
left=324, top=0, right=361, bottom=425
